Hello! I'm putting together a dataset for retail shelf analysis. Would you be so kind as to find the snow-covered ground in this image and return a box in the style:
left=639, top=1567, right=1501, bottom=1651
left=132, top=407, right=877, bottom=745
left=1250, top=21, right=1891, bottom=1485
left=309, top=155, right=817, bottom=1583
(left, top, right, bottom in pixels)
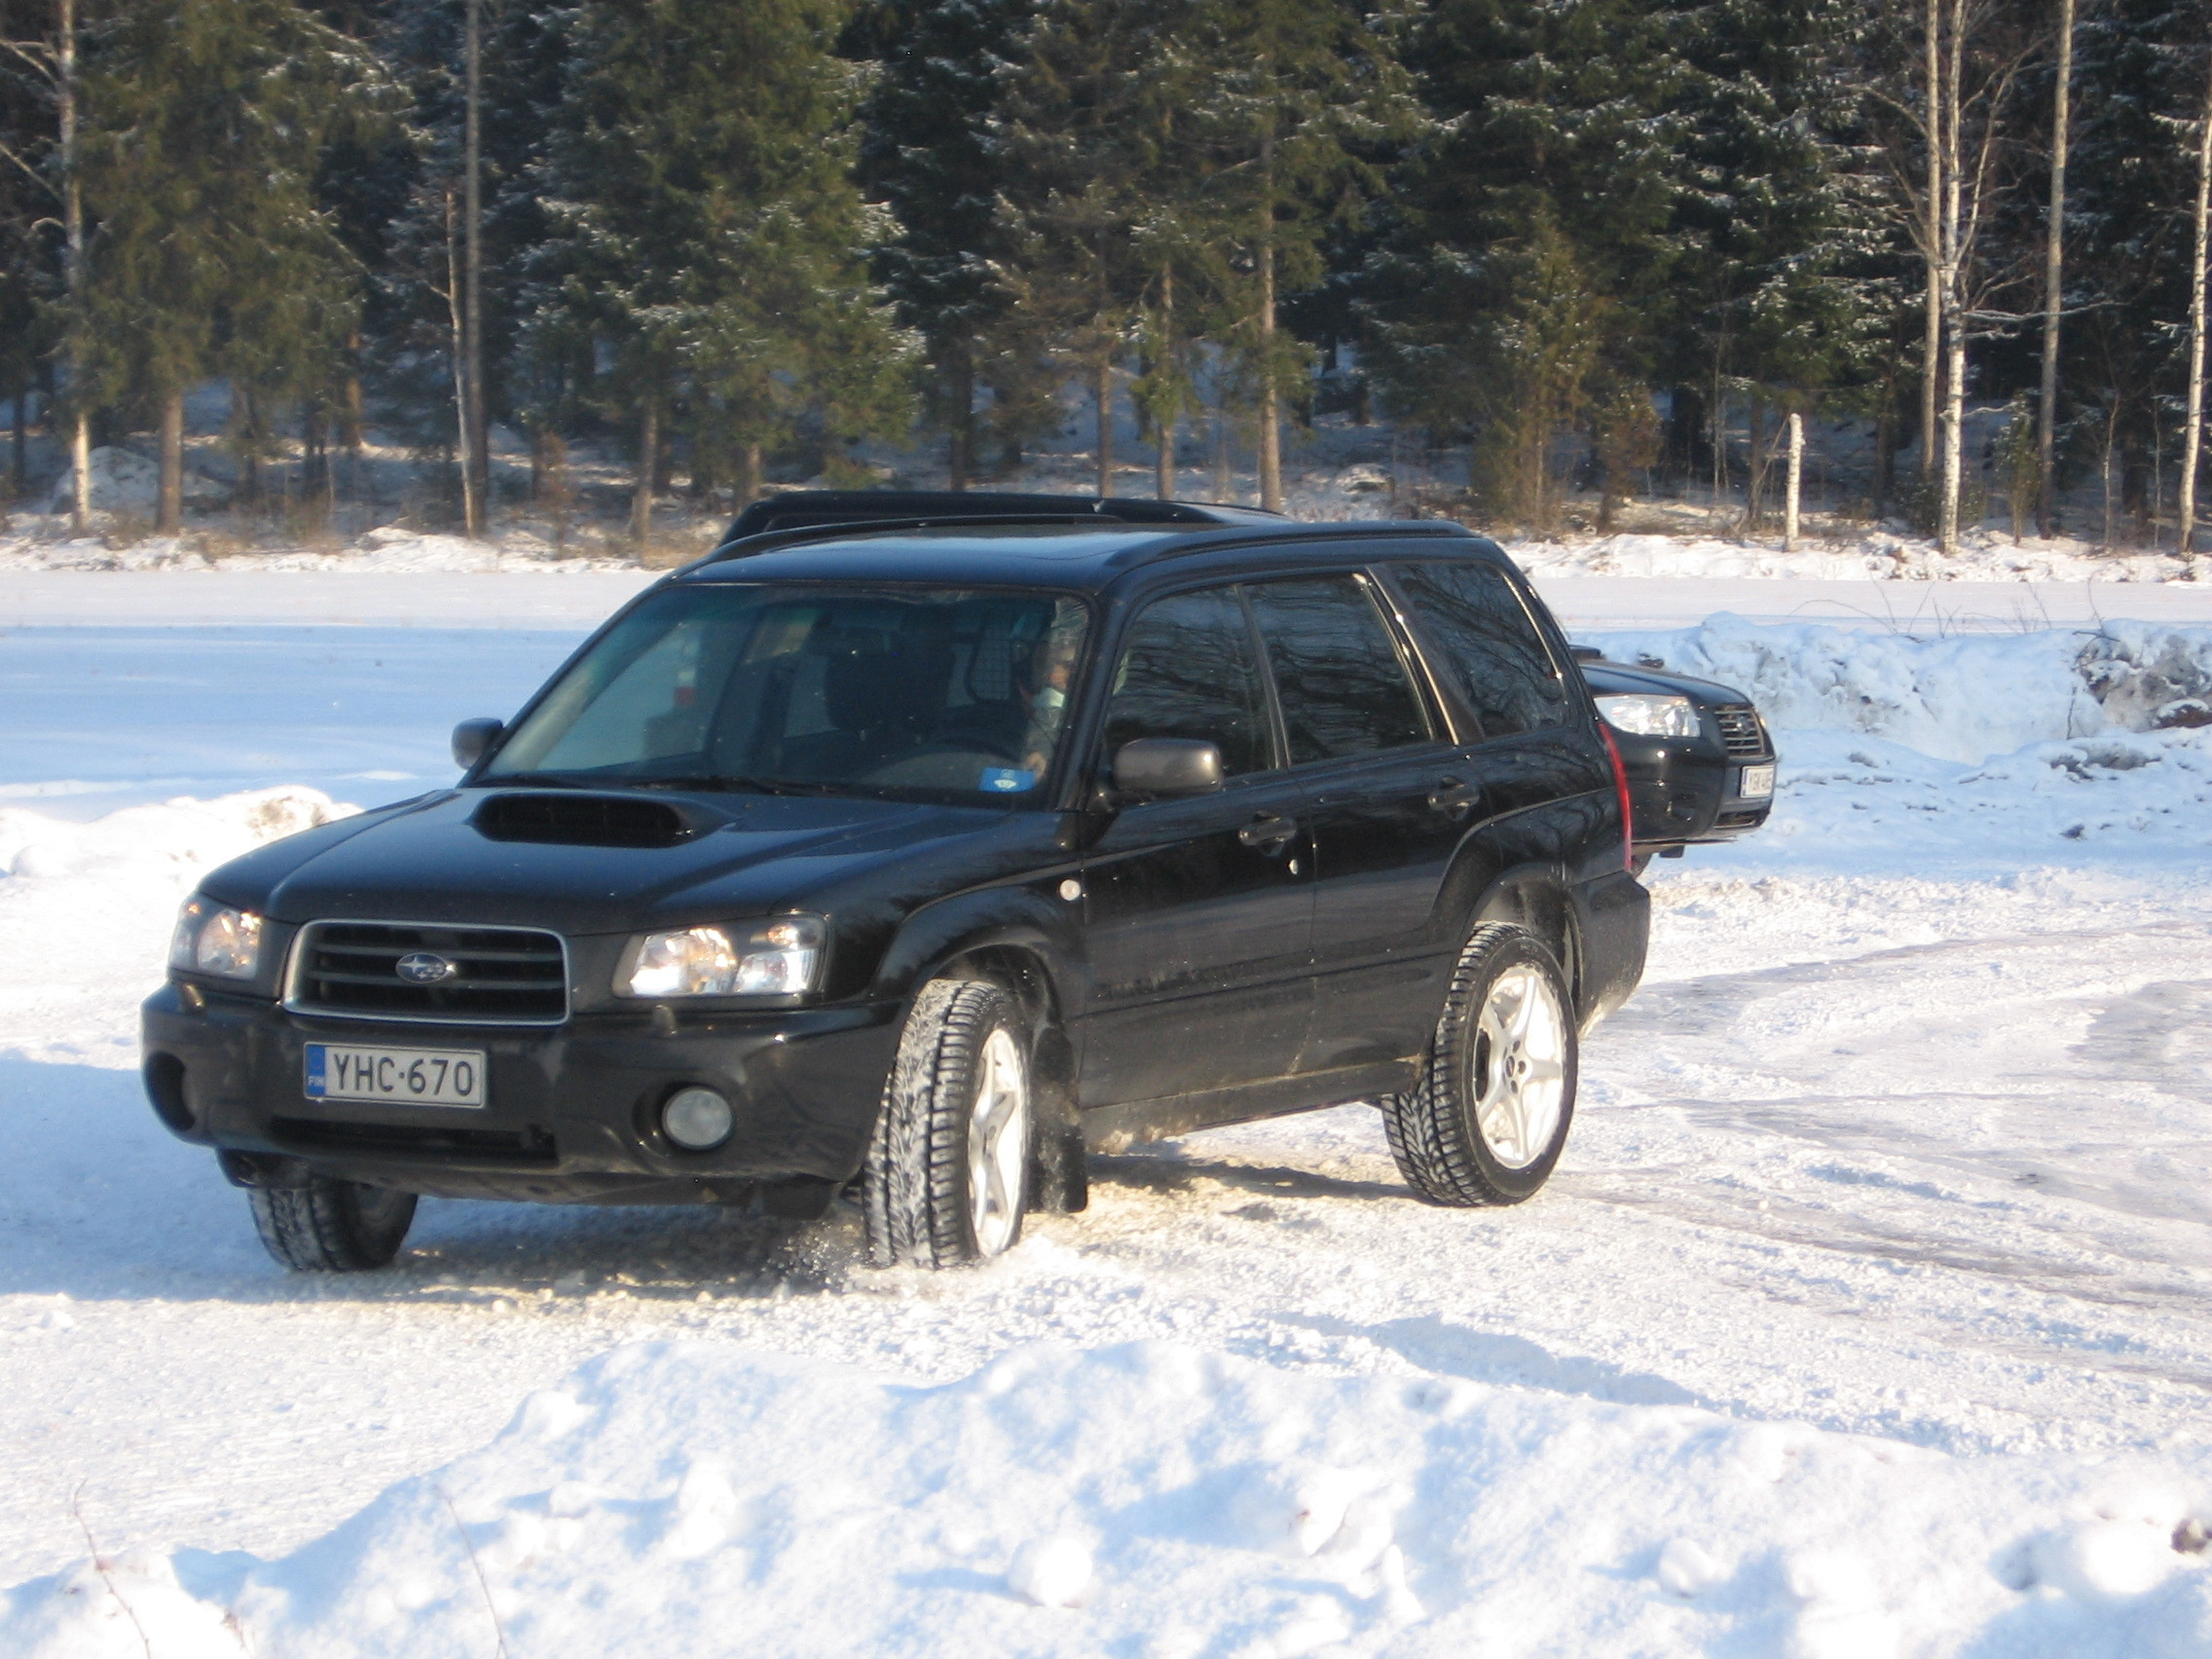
left=2, top=568, right=2211, bottom=1656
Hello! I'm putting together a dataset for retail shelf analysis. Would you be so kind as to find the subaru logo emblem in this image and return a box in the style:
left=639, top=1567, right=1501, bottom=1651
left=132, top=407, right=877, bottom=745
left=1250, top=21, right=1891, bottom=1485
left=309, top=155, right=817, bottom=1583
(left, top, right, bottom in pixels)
left=395, top=952, right=458, bottom=984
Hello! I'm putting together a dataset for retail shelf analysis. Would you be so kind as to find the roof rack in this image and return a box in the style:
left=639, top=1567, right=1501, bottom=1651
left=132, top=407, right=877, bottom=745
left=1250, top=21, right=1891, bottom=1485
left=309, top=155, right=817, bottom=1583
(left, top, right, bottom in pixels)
left=691, top=512, right=1137, bottom=569
left=718, top=489, right=1277, bottom=543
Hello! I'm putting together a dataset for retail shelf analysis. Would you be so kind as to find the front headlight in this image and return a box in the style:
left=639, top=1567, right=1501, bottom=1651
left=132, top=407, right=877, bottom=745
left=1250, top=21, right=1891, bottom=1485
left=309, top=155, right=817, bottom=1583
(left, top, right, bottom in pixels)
left=620, top=916, right=827, bottom=999
left=1595, top=694, right=1700, bottom=739
left=169, top=897, right=264, bottom=979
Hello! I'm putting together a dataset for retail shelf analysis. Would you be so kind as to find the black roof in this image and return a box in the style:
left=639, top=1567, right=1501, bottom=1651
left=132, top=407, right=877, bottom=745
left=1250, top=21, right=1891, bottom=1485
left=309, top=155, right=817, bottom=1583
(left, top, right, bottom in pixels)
left=685, top=490, right=1484, bottom=590
left=682, top=520, right=1482, bottom=592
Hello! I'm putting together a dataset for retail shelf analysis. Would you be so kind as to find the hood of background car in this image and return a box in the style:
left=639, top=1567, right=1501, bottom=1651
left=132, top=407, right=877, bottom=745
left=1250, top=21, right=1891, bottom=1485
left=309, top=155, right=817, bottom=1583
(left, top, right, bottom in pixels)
left=217, top=788, right=1014, bottom=936
left=1580, top=658, right=1754, bottom=705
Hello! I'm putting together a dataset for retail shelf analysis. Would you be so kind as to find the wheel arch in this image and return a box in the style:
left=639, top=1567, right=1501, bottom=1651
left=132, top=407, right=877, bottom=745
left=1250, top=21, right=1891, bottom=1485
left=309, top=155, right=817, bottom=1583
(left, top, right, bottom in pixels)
left=1467, top=867, right=1583, bottom=1017
left=866, top=895, right=1088, bottom=1214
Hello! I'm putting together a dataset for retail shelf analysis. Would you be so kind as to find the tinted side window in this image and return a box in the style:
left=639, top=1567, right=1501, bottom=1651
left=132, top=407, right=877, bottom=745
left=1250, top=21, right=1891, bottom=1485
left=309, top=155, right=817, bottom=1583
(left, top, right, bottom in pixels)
left=1102, top=587, right=1272, bottom=777
left=1394, top=561, right=1567, bottom=737
left=1245, top=576, right=1430, bottom=765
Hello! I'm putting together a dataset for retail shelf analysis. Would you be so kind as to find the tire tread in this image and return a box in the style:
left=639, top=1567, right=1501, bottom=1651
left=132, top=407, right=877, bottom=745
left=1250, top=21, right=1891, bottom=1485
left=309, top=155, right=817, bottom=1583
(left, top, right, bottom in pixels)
left=1382, top=924, right=1574, bottom=1208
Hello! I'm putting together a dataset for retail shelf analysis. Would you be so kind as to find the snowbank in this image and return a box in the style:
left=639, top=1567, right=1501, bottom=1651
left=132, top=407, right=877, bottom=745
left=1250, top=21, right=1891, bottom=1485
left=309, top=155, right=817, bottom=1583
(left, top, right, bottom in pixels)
left=0, top=525, right=642, bottom=574
left=4, top=1341, right=2206, bottom=1658
left=1579, top=615, right=2212, bottom=761
left=1514, top=529, right=2195, bottom=585
left=1575, top=616, right=2212, bottom=871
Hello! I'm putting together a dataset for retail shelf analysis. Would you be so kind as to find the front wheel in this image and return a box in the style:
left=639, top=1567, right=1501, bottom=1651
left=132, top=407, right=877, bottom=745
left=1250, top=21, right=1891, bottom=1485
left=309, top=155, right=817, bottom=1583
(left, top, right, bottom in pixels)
left=864, top=977, right=1034, bottom=1268
left=1382, top=924, right=1577, bottom=1206
left=249, top=1176, right=417, bottom=1271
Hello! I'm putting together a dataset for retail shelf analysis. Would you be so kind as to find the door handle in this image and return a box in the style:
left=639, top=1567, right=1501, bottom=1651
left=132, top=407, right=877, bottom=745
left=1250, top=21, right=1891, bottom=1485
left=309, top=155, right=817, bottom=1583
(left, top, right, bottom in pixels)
left=1427, top=778, right=1481, bottom=820
left=1237, top=813, right=1300, bottom=854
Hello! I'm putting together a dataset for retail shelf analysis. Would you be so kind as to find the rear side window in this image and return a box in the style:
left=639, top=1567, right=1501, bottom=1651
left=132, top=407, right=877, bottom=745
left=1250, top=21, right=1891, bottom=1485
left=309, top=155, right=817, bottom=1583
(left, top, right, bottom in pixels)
left=1103, top=586, right=1272, bottom=777
left=1393, top=561, right=1567, bottom=737
left=1245, top=576, right=1431, bottom=765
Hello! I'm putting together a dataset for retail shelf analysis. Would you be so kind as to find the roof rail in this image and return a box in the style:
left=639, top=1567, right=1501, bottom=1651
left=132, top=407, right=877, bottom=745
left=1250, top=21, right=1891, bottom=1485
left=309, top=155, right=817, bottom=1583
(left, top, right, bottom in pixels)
left=718, top=489, right=1277, bottom=544
left=691, top=512, right=1131, bottom=570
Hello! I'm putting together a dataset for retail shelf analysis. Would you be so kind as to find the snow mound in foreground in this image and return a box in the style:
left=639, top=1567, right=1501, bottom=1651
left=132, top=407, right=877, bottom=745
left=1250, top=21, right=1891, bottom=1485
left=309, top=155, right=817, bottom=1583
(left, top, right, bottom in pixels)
left=1581, top=615, right=2212, bottom=762
left=4, top=1342, right=2206, bottom=1657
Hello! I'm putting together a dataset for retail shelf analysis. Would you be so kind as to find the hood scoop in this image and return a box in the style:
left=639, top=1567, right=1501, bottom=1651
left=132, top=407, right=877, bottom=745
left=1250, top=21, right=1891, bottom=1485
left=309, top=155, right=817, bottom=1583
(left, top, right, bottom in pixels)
left=472, top=792, right=700, bottom=849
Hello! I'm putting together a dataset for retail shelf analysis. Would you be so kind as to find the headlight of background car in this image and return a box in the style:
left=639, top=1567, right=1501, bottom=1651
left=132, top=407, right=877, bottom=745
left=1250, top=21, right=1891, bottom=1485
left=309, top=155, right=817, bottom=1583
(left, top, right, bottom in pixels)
left=621, top=916, right=826, bottom=998
left=168, top=896, right=264, bottom=979
left=1594, top=694, right=1700, bottom=739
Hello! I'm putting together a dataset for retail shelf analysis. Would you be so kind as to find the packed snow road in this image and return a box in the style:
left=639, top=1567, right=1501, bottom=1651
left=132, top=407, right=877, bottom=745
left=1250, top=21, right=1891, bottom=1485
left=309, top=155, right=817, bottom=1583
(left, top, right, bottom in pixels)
left=3, top=577, right=2210, bottom=1653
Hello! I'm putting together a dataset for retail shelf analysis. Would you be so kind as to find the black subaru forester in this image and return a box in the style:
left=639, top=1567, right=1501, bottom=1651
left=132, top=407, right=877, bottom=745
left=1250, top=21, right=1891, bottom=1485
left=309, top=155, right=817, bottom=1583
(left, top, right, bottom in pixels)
left=143, top=496, right=1649, bottom=1271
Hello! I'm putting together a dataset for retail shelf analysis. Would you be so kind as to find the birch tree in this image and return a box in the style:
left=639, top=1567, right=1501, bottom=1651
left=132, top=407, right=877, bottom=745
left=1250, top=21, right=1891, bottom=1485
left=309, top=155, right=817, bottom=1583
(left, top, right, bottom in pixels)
left=2177, top=45, right=2212, bottom=557
left=2036, top=0, right=2074, bottom=535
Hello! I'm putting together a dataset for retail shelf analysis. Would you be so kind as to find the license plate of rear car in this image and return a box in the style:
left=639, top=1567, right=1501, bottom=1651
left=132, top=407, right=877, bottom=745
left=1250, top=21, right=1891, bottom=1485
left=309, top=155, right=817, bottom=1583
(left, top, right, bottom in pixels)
left=305, top=1044, right=487, bottom=1108
left=1740, top=763, right=1776, bottom=799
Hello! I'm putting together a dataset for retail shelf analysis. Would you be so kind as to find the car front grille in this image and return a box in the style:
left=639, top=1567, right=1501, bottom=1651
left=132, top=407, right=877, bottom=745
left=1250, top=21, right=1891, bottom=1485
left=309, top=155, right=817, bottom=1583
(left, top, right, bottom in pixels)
left=1713, top=705, right=1769, bottom=757
left=289, top=921, right=570, bottom=1024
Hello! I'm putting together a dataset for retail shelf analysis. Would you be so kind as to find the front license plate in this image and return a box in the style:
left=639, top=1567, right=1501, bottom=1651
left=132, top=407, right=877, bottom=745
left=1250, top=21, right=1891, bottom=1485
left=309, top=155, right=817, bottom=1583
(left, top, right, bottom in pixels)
left=1739, top=763, right=1776, bottom=799
left=305, top=1044, right=487, bottom=1108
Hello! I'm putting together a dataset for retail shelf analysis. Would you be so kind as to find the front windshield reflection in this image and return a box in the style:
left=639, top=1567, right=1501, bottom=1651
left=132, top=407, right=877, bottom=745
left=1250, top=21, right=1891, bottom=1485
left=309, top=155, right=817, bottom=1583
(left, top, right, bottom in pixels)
left=483, top=584, right=1090, bottom=805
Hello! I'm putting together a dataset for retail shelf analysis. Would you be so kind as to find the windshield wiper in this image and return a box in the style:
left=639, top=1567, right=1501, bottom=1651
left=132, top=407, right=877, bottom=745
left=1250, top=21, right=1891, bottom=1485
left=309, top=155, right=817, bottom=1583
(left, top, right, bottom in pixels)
left=630, top=775, right=844, bottom=797
left=475, top=770, right=592, bottom=789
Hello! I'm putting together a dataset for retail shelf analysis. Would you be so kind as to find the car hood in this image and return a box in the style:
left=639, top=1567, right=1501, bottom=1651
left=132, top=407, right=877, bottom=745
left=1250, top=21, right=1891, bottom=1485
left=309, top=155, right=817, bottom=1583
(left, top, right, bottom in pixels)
left=205, top=788, right=1016, bottom=936
left=1580, top=658, right=1755, bottom=706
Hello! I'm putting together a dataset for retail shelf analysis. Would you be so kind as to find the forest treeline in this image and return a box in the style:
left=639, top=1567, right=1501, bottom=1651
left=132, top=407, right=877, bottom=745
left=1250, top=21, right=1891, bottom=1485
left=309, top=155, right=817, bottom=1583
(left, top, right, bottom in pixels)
left=2, top=0, right=2209, bottom=550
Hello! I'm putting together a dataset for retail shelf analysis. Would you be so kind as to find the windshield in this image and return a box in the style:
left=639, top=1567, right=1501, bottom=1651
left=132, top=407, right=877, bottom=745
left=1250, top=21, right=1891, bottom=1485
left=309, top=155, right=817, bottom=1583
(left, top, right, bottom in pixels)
left=483, top=583, right=1090, bottom=805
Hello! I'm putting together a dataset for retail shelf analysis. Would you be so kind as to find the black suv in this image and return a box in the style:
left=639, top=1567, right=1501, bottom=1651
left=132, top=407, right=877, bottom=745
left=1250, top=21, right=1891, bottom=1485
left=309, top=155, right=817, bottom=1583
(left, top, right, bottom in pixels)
left=143, top=497, right=1648, bottom=1271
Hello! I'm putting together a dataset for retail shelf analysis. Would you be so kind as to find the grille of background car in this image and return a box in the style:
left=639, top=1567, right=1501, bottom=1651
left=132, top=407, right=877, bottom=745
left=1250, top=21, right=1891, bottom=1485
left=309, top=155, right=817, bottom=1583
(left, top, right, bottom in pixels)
left=291, top=922, right=569, bottom=1023
left=1713, top=706, right=1768, bottom=757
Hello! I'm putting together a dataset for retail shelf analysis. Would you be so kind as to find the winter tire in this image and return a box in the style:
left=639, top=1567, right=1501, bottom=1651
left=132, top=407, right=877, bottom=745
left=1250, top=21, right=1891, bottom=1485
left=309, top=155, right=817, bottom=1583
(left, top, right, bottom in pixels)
left=1383, top=923, right=1577, bottom=1206
left=248, top=1177, right=418, bottom=1272
left=864, top=977, right=1033, bottom=1268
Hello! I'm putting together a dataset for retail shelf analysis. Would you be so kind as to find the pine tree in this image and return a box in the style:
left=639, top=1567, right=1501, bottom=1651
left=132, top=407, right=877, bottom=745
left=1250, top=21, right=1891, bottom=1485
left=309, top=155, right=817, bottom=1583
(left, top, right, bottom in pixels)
left=527, top=0, right=914, bottom=539
left=1359, top=0, right=1676, bottom=521
left=0, top=0, right=59, bottom=501
left=994, top=0, right=1204, bottom=498
left=854, top=0, right=1037, bottom=489
left=1181, top=0, right=1419, bottom=511
left=75, top=0, right=381, bottom=531
left=1661, top=0, right=1886, bottom=526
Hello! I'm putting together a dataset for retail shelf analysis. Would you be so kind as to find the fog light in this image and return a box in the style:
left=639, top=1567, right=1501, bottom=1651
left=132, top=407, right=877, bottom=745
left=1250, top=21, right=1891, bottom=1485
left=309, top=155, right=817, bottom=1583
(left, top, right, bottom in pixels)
left=662, top=1087, right=733, bottom=1151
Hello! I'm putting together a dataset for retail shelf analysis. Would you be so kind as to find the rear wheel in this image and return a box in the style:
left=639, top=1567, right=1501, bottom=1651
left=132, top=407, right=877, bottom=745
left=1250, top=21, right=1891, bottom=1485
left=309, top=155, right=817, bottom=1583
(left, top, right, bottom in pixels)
left=249, top=1177, right=417, bottom=1272
left=864, top=977, right=1033, bottom=1269
left=1382, top=924, right=1576, bottom=1206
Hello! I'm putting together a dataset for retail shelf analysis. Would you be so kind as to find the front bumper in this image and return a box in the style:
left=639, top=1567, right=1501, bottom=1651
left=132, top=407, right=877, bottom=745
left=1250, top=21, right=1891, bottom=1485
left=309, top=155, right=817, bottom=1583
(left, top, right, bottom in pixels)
left=141, top=981, right=902, bottom=1202
left=1617, top=740, right=1774, bottom=848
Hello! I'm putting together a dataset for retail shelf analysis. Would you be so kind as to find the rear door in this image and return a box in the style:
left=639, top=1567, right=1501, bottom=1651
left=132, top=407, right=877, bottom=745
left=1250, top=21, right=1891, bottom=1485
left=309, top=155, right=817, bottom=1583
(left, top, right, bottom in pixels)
left=1243, top=573, right=1470, bottom=1073
left=1382, top=558, right=1616, bottom=879
left=1075, top=584, right=1315, bottom=1107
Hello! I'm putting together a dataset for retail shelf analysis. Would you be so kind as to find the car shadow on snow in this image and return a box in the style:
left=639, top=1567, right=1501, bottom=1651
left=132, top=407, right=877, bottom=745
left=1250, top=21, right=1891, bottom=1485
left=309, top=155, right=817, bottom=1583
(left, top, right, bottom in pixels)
left=0, top=1053, right=843, bottom=1307
left=1089, top=1146, right=1411, bottom=1205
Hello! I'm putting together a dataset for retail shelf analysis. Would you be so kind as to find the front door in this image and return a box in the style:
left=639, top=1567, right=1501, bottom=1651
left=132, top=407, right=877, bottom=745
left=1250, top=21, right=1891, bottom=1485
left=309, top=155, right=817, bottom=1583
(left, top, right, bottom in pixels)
left=1077, top=584, right=1314, bottom=1107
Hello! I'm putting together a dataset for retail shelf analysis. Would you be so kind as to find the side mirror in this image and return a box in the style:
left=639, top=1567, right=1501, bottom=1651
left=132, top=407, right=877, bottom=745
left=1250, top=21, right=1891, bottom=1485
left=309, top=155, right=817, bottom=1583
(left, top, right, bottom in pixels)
left=452, top=717, right=504, bottom=769
left=1568, top=645, right=1602, bottom=663
left=1113, top=737, right=1224, bottom=798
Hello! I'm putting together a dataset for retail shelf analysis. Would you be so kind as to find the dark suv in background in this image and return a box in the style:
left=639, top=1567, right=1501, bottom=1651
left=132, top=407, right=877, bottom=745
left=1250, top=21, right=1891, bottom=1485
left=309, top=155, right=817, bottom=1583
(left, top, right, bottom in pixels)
left=1571, top=648, right=1776, bottom=870
left=145, top=495, right=1648, bottom=1272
